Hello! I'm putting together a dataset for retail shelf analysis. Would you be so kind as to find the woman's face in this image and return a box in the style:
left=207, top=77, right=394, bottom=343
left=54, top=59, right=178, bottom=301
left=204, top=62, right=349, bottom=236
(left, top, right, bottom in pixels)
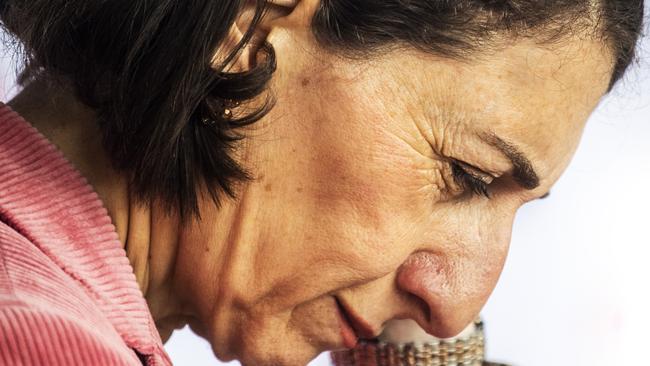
left=175, top=13, right=614, bottom=366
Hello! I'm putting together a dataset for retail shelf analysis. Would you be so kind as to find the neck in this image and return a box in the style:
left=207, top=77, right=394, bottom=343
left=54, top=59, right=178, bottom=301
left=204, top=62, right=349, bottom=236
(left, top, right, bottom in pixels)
left=6, top=78, right=231, bottom=341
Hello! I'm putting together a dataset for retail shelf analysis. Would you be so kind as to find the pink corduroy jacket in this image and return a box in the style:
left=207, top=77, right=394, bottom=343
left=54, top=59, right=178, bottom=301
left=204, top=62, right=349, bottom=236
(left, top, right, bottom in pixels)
left=0, top=103, right=172, bottom=365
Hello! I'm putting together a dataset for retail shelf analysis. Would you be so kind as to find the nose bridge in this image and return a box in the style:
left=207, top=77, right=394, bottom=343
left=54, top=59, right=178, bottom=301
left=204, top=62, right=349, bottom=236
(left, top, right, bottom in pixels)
left=395, top=203, right=517, bottom=337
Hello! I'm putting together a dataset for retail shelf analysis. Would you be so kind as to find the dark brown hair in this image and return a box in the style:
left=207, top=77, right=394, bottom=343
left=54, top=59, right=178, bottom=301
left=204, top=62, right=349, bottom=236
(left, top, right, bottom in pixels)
left=0, top=0, right=644, bottom=220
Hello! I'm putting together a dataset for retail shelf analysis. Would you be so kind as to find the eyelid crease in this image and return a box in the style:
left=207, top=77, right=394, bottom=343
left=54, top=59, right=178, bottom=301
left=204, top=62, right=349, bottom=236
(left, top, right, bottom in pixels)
left=453, top=160, right=494, bottom=184
left=479, top=132, right=540, bottom=190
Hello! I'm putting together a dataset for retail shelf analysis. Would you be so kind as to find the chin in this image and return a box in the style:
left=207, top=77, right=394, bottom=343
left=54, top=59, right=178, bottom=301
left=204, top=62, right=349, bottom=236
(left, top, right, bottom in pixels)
left=224, top=335, right=322, bottom=366
left=236, top=349, right=319, bottom=366
left=207, top=326, right=324, bottom=366
left=203, top=296, right=339, bottom=365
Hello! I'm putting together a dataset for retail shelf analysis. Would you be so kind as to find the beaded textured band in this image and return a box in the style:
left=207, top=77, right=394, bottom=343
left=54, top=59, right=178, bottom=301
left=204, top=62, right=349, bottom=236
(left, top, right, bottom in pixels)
left=330, top=320, right=489, bottom=366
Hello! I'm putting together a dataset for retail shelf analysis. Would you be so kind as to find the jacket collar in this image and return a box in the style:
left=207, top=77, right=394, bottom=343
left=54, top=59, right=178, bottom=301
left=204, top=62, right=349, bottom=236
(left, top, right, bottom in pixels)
left=0, top=103, right=172, bottom=365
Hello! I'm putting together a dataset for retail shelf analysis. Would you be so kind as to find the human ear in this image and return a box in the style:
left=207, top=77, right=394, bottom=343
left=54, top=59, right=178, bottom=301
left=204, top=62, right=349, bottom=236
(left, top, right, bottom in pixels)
left=212, top=0, right=306, bottom=72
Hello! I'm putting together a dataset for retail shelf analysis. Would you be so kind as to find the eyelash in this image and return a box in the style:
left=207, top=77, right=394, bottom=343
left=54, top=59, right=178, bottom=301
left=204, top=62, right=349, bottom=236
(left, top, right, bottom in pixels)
left=451, top=162, right=491, bottom=198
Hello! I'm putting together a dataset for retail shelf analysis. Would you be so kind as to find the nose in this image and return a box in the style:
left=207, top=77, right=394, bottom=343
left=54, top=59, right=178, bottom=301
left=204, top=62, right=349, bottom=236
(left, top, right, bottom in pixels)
left=395, top=248, right=506, bottom=338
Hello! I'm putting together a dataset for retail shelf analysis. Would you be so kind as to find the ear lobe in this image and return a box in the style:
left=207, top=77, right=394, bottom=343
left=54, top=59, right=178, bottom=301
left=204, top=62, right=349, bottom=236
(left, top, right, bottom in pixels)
left=212, top=0, right=302, bottom=72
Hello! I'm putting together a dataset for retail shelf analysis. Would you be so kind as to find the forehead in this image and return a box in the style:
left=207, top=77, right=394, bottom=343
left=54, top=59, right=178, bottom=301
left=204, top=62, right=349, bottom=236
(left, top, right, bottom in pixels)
left=377, top=37, right=614, bottom=186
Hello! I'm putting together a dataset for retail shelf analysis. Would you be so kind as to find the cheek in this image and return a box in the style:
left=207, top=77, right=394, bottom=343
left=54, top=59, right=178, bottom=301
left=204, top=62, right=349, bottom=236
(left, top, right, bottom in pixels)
left=254, top=138, right=430, bottom=299
left=297, top=161, right=411, bottom=278
left=307, top=136, right=438, bottom=265
left=249, top=73, right=442, bottom=304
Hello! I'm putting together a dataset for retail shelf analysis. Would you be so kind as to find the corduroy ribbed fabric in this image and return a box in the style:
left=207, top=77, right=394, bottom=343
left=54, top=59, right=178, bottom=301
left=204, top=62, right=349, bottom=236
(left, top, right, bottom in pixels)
left=0, top=103, right=172, bottom=365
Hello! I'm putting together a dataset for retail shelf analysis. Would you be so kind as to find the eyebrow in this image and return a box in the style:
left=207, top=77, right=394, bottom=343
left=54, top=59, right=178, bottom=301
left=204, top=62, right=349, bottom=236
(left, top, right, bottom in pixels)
left=479, top=132, right=540, bottom=190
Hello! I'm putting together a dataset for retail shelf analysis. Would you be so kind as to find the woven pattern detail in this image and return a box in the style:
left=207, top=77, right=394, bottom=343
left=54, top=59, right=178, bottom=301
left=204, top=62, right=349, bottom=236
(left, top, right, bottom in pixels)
left=331, top=321, right=485, bottom=366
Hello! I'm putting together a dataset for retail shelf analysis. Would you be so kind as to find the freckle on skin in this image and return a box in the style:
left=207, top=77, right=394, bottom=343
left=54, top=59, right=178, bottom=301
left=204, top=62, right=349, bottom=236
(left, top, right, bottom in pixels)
left=296, top=187, right=303, bottom=193
left=301, top=78, right=310, bottom=87
left=264, top=183, right=272, bottom=192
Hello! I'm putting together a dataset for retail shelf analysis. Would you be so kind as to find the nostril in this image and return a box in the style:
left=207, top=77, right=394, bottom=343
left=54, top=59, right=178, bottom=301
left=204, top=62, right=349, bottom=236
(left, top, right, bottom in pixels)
left=395, top=251, right=448, bottom=335
left=401, top=291, right=431, bottom=326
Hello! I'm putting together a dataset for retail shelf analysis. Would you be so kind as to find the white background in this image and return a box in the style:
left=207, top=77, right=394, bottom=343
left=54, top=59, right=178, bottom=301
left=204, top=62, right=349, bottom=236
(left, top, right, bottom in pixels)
left=2, top=12, right=649, bottom=366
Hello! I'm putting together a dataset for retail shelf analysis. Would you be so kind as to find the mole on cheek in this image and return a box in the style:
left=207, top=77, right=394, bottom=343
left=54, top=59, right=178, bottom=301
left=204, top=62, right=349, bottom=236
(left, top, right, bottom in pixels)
left=264, top=183, right=272, bottom=192
left=301, top=77, right=310, bottom=87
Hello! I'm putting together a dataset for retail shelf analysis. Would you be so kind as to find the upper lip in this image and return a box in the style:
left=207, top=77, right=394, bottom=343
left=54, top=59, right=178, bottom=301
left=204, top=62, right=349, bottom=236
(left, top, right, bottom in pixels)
left=335, top=297, right=379, bottom=340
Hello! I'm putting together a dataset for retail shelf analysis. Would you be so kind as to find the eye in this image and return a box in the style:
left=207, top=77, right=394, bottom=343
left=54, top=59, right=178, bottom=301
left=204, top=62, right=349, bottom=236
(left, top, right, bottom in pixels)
left=450, top=161, right=493, bottom=199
